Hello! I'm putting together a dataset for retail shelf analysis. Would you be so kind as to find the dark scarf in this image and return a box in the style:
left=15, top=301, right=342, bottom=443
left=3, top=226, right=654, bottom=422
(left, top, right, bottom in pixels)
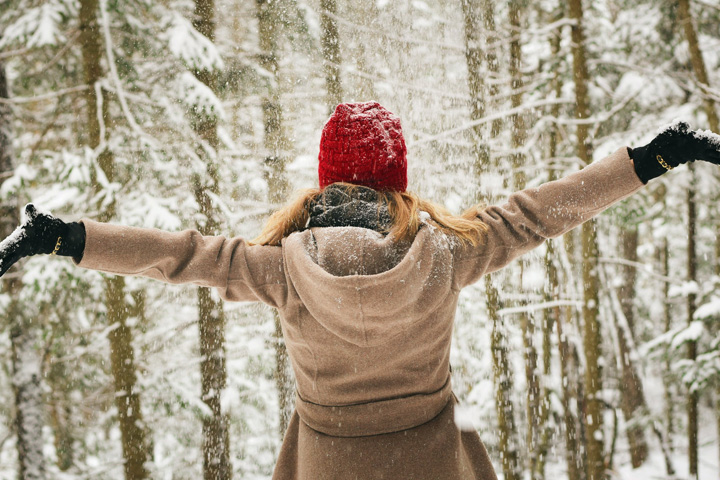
left=307, top=184, right=392, bottom=233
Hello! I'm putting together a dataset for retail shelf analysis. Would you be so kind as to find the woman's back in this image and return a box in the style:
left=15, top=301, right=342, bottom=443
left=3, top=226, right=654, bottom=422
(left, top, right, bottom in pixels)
left=280, top=223, right=457, bottom=436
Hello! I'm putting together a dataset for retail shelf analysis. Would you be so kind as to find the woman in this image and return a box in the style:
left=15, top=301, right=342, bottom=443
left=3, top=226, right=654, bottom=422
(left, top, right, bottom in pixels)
left=1, top=102, right=719, bottom=479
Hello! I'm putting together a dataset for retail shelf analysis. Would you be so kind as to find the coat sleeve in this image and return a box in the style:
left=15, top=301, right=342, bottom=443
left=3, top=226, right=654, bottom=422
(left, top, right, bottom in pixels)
left=75, top=219, right=287, bottom=308
left=453, top=147, right=645, bottom=289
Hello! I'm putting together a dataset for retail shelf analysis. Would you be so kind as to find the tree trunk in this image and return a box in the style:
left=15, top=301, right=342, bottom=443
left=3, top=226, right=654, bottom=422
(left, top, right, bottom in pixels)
left=676, top=4, right=718, bottom=474
left=48, top=375, right=74, bottom=471
left=487, top=277, right=522, bottom=480
left=461, top=3, right=520, bottom=478
left=320, top=0, right=342, bottom=112
left=79, top=2, right=150, bottom=478
left=10, top=316, right=46, bottom=480
left=686, top=162, right=699, bottom=478
left=197, top=286, right=230, bottom=480
left=617, top=227, right=649, bottom=468
left=507, top=4, right=541, bottom=476
left=0, top=61, right=47, bottom=480
left=568, top=0, right=604, bottom=478
left=191, top=2, right=232, bottom=478
left=257, top=0, right=293, bottom=437
left=460, top=0, right=489, bottom=169
left=557, top=311, right=585, bottom=480
left=106, top=276, right=150, bottom=480
left=346, top=1, right=378, bottom=101
left=677, top=0, right=719, bottom=133
left=663, top=238, right=674, bottom=453
left=273, top=310, right=293, bottom=436
left=716, top=391, right=720, bottom=480
left=538, top=240, right=557, bottom=480
left=536, top=19, right=564, bottom=478
left=481, top=0, right=502, bottom=137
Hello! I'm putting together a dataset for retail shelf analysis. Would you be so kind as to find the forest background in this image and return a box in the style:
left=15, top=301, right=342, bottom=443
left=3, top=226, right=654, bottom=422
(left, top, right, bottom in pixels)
left=0, top=0, right=719, bottom=479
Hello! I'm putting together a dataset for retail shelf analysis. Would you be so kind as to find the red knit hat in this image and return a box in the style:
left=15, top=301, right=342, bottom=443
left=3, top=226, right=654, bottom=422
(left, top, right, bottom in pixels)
left=318, top=102, right=408, bottom=192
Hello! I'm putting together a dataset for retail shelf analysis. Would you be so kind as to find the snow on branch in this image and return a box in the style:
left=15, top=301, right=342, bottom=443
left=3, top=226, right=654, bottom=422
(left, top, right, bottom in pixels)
left=162, top=11, right=224, bottom=72
left=598, top=257, right=678, bottom=284
left=177, top=72, right=225, bottom=120
left=694, top=297, right=720, bottom=320
left=497, top=299, right=582, bottom=317
left=0, top=0, right=74, bottom=49
left=640, top=321, right=706, bottom=357
left=99, top=0, right=153, bottom=146
left=671, top=321, right=706, bottom=349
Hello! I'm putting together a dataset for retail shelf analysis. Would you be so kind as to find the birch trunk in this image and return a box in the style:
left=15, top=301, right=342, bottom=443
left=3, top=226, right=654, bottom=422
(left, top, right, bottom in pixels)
left=79, top=2, right=150, bottom=478
left=0, top=59, right=47, bottom=480
left=191, top=2, right=232, bottom=478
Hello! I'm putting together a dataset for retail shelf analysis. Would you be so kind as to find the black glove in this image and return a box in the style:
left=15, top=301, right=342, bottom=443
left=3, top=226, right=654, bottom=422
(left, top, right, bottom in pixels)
left=629, top=121, right=720, bottom=183
left=0, top=204, right=86, bottom=278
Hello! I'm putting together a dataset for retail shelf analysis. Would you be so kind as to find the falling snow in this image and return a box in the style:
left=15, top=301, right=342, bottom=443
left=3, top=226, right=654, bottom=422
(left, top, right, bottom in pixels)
left=0, top=0, right=719, bottom=479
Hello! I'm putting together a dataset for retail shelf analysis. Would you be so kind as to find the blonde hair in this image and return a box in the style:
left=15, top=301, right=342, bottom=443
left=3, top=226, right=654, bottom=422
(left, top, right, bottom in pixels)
left=250, top=183, right=488, bottom=247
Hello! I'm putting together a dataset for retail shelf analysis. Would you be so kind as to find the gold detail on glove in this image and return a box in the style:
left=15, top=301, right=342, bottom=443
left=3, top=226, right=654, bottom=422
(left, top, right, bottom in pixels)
left=657, top=154, right=673, bottom=170
left=51, top=237, right=62, bottom=256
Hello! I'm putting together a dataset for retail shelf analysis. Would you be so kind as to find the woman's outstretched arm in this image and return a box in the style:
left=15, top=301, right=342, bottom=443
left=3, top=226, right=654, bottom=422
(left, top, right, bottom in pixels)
left=453, top=122, right=720, bottom=289
left=0, top=208, right=287, bottom=307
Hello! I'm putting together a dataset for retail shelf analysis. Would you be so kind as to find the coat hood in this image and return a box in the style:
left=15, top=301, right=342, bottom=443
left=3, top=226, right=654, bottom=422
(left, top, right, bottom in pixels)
left=282, top=225, right=454, bottom=348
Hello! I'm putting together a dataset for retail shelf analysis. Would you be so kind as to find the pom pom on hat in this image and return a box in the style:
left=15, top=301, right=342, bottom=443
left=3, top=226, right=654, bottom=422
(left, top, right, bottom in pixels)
left=318, top=102, right=408, bottom=192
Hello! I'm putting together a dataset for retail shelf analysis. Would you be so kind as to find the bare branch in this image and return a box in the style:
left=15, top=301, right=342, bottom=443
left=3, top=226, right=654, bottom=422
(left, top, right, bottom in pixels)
left=0, top=47, right=32, bottom=60
left=0, top=85, right=89, bottom=105
left=411, top=97, right=573, bottom=146
left=599, top=257, right=678, bottom=284
left=26, top=29, right=81, bottom=78
left=320, top=9, right=464, bottom=52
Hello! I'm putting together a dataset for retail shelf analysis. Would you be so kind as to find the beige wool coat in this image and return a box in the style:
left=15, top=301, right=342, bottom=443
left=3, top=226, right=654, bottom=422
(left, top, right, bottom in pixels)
left=76, top=147, right=644, bottom=479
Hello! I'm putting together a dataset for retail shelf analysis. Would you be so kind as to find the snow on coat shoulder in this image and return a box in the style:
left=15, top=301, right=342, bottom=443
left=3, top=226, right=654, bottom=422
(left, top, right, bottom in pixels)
left=281, top=224, right=453, bottom=348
